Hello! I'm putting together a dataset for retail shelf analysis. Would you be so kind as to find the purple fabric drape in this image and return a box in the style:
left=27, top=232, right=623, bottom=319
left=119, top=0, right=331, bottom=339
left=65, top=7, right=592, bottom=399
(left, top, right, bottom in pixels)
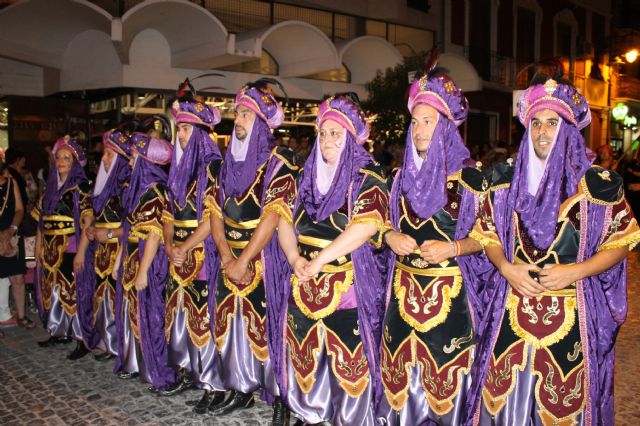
left=509, top=125, right=593, bottom=249
left=220, top=118, right=273, bottom=198
left=399, top=120, right=470, bottom=220
left=298, top=134, right=371, bottom=222
left=261, top=156, right=292, bottom=405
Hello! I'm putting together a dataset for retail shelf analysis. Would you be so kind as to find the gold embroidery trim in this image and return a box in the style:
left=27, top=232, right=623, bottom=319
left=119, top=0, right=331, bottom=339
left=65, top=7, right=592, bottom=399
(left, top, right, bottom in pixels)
left=506, top=289, right=576, bottom=348
left=599, top=228, right=640, bottom=252
left=287, top=321, right=322, bottom=393
left=241, top=300, right=269, bottom=362
left=214, top=294, right=236, bottom=351
left=323, top=326, right=370, bottom=398
left=579, top=176, right=624, bottom=206
left=381, top=334, right=414, bottom=411
left=393, top=269, right=462, bottom=333
left=182, top=290, right=212, bottom=350
left=262, top=200, right=293, bottom=224
left=482, top=340, right=529, bottom=416
left=291, top=269, right=354, bottom=320
left=94, top=242, right=118, bottom=279
left=42, top=235, right=67, bottom=272
left=530, top=347, right=587, bottom=426
left=468, top=229, right=502, bottom=248
left=226, top=239, right=249, bottom=249
left=416, top=338, right=474, bottom=417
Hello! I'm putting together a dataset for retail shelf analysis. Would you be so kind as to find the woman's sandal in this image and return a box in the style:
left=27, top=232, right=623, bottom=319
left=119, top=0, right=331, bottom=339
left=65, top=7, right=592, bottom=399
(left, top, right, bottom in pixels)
left=17, top=316, right=35, bottom=329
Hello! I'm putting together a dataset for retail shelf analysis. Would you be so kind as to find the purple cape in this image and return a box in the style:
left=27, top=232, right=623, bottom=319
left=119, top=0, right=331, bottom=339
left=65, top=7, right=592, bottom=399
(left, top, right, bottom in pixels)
left=220, top=117, right=273, bottom=198
left=400, top=119, right=470, bottom=219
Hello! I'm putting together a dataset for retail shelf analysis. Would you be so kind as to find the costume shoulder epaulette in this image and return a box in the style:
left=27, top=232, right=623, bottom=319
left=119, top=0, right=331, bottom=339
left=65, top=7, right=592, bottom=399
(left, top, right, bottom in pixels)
left=460, top=164, right=491, bottom=194
left=490, top=159, right=515, bottom=190
left=360, top=161, right=386, bottom=183
left=273, top=146, right=299, bottom=170
left=582, top=166, right=624, bottom=205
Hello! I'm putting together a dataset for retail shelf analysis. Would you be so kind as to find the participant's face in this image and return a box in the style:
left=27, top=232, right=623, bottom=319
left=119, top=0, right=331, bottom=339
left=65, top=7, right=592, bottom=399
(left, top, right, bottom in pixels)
left=55, top=148, right=73, bottom=177
left=318, top=119, right=345, bottom=166
left=101, top=148, right=116, bottom=173
left=234, top=106, right=256, bottom=141
left=411, top=104, right=439, bottom=157
left=530, top=109, right=560, bottom=160
left=177, top=123, right=194, bottom=150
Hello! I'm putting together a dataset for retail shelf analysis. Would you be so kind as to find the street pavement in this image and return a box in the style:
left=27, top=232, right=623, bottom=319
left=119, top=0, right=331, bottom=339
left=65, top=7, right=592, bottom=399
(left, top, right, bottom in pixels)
left=1, top=250, right=639, bottom=425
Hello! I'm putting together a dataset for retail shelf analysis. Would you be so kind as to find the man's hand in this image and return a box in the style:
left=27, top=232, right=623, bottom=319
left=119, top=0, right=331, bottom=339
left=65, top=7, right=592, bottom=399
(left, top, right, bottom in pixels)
left=385, top=231, right=419, bottom=256
left=94, top=228, right=111, bottom=243
left=73, top=252, right=85, bottom=274
left=86, top=226, right=96, bottom=241
left=539, top=263, right=579, bottom=291
left=420, top=240, right=455, bottom=264
left=134, top=273, right=148, bottom=291
left=292, top=256, right=312, bottom=283
left=225, top=258, right=251, bottom=285
left=304, top=258, right=325, bottom=280
left=499, top=262, right=545, bottom=297
left=172, top=246, right=187, bottom=267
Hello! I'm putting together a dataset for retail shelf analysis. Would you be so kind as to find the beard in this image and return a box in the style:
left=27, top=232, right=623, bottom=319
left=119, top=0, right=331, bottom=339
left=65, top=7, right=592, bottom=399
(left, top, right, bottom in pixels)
left=235, top=125, right=248, bottom=141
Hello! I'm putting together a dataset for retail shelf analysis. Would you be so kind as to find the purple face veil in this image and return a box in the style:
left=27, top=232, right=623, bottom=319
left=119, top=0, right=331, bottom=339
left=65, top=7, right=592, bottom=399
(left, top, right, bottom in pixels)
left=399, top=118, right=470, bottom=220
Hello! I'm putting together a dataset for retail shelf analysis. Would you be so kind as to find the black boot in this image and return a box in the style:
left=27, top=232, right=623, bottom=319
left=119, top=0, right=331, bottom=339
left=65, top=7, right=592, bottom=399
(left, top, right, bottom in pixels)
left=292, top=420, right=304, bottom=426
left=210, top=391, right=254, bottom=415
left=93, top=352, right=115, bottom=362
left=117, top=371, right=139, bottom=380
left=67, top=342, right=90, bottom=360
left=207, top=390, right=230, bottom=411
left=192, top=390, right=223, bottom=414
left=271, top=396, right=290, bottom=426
left=158, top=376, right=191, bottom=397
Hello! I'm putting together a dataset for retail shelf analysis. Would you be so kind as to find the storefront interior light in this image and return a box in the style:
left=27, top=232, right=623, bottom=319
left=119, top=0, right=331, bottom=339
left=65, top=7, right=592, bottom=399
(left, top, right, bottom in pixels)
left=624, top=49, right=639, bottom=64
left=612, top=103, right=629, bottom=121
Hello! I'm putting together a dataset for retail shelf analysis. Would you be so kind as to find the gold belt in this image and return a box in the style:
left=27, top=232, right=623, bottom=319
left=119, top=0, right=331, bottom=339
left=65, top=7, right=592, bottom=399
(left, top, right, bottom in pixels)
left=128, top=236, right=140, bottom=244
left=224, top=216, right=259, bottom=230
left=298, top=234, right=333, bottom=249
left=43, top=227, right=75, bottom=236
left=226, top=239, right=249, bottom=249
left=173, top=219, right=199, bottom=228
left=395, top=261, right=461, bottom=277
left=321, top=262, right=353, bottom=273
left=43, top=215, right=74, bottom=222
left=94, top=222, right=121, bottom=229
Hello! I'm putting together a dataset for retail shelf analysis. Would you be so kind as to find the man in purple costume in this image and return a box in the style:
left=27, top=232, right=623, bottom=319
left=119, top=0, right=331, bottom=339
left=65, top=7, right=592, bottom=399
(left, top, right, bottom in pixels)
left=277, top=94, right=389, bottom=426
left=378, top=67, right=489, bottom=425
left=111, top=132, right=178, bottom=391
left=209, top=79, right=298, bottom=425
left=465, top=75, right=640, bottom=425
left=160, top=89, right=225, bottom=409
left=83, top=129, right=132, bottom=362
